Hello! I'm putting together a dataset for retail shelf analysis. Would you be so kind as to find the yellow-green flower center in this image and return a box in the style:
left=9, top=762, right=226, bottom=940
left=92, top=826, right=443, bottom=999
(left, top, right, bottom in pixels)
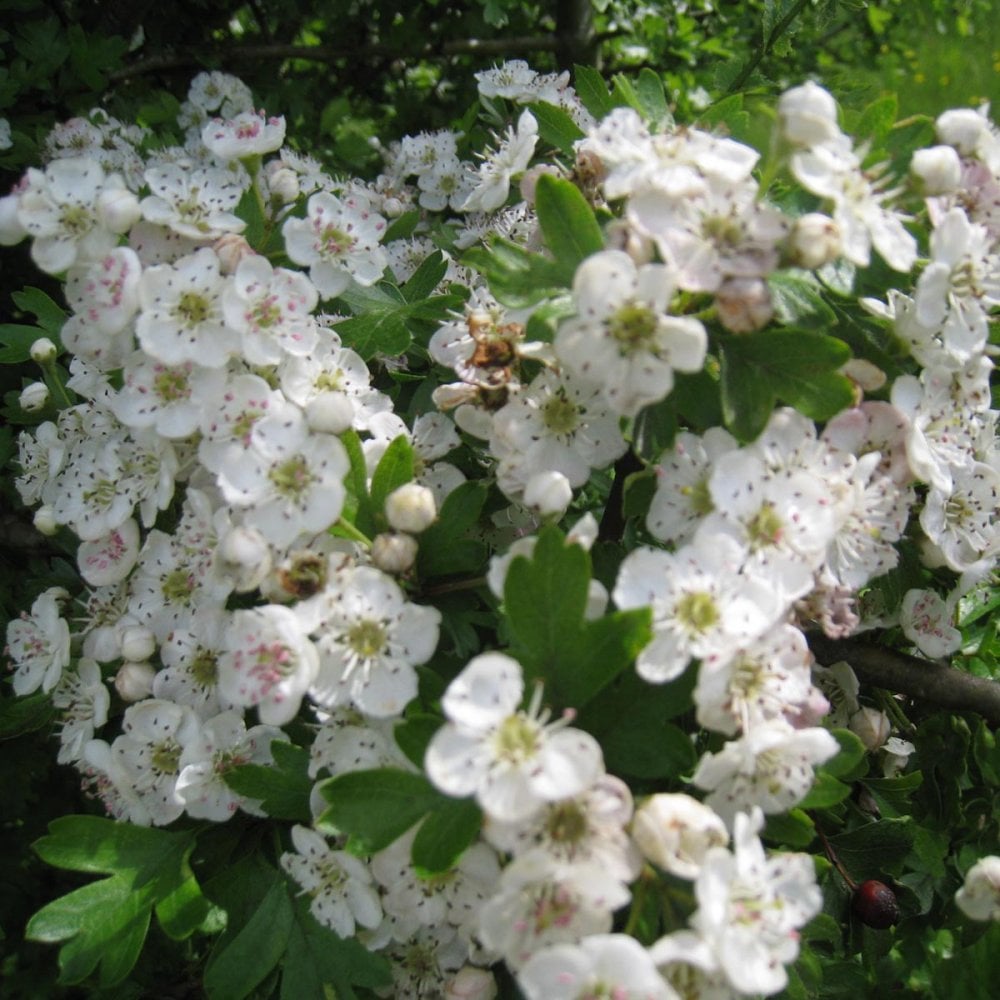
left=675, top=590, right=719, bottom=634
left=493, top=713, right=541, bottom=763
left=609, top=301, right=659, bottom=352
left=542, top=394, right=579, bottom=435
left=347, top=619, right=387, bottom=658
left=175, top=291, right=212, bottom=327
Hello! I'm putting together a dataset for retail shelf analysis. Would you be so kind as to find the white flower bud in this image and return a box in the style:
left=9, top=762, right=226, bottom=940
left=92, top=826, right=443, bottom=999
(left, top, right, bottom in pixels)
left=265, top=163, right=300, bottom=204
left=30, top=337, right=57, bottom=364
left=33, top=505, right=59, bottom=536
left=443, top=967, right=497, bottom=1000
left=849, top=706, right=891, bottom=751
left=935, top=107, right=986, bottom=154
left=381, top=196, right=404, bottom=218
left=120, top=625, right=156, bottom=663
left=217, top=525, right=273, bottom=592
left=385, top=482, right=437, bottom=533
left=778, top=81, right=841, bottom=146
left=956, top=856, right=1000, bottom=921
left=910, top=145, right=963, bottom=194
left=840, top=357, right=886, bottom=393
left=304, top=392, right=355, bottom=434
left=114, top=661, right=156, bottom=702
left=96, top=182, right=141, bottom=232
left=523, top=469, right=572, bottom=518
left=715, top=277, right=773, bottom=333
left=0, top=192, right=27, bottom=246
left=882, top=735, right=915, bottom=777
left=19, top=381, right=49, bottom=412
left=631, top=793, right=729, bottom=879
left=371, top=532, right=419, bottom=574
left=213, top=233, right=255, bottom=274
left=788, top=212, right=842, bottom=269
left=585, top=579, right=608, bottom=620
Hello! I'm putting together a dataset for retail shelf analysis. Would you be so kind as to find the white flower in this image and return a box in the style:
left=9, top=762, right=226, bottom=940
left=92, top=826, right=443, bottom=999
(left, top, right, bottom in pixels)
left=135, top=247, right=240, bottom=368
left=282, top=190, right=387, bottom=299
left=631, top=793, right=729, bottom=880
left=692, top=721, right=839, bottom=827
left=518, top=934, right=677, bottom=1000
left=425, top=652, right=604, bottom=823
left=218, top=604, right=319, bottom=725
left=307, top=565, right=441, bottom=718
left=955, top=856, right=1000, bottom=921
left=920, top=461, right=1000, bottom=571
left=52, top=658, right=110, bottom=764
left=911, top=145, right=962, bottom=195
left=689, top=809, right=822, bottom=995
left=221, top=255, right=320, bottom=364
left=778, top=81, right=841, bottom=147
left=154, top=610, right=236, bottom=718
left=900, top=588, right=961, bottom=659
left=6, top=586, right=71, bottom=695
left=201, top=110, right=286, bottom=160
left=175, top=711, right=284, bottom=820
left=462, top=110, right=538, bottom=213
left=65, top=247, right=143, bottom=337
left=140, top=164, right=246, bottom=240
left=555, top=250, right=707, bottom=417
left=280, top=825, right=382, bottom=936
left=110, top=699, right=202, bottom=826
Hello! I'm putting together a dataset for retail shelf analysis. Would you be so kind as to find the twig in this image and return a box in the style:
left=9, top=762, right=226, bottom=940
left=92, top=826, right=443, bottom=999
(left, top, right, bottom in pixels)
left=598, top=449, right=643, bottom=543
left=815, top=817, right=857, bottom=890
left=808, top=634, right=1000, bottom=727
left=726, top=0, right=811, bottom=93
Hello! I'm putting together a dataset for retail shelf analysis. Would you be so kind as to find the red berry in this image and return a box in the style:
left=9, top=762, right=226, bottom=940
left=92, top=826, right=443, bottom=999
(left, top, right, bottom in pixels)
left=852, top=879, right=900, bottom=929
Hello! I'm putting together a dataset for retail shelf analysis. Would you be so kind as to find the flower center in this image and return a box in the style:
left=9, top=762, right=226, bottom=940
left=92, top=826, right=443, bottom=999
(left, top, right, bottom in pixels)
left=269, top=455, right=314, bottom=501
left=60, top=204, right=93, bottom=236
left=493, top=712, right=542, bottom=764
left=675, top=590, right=719, bottom=634
left=346, top=619, right=386, bottom=658
left=321, top=225, right=353, bottom=257
left=151, top=739, right=182, bottom=776
left=609, top=301, right=659, bottom=352
left=191, top=649, right=219, bottom=687
left=162, top=568, right=196, bottom=605
left=747, top=501, right=784, bottom=549
left=544, top=800, right=588, bottom=847
left=542, top=393, right=579, bottom=435
left=680, top=476, right=714, bottom=516
left=153, top=367, right=192, bottom=403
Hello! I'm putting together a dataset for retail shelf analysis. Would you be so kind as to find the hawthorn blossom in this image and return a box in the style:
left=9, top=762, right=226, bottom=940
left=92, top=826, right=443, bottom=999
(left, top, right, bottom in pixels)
left=6, top=587, right=71, bottom=695
left=202, top=110, right=286, bottom=160
left=218, top=604, right=319, bottom=725
left=900, top=588, right=961, bottom=659
left=280, top=825, right=382, bottom=936
left=462, top=110, right=538, bottom=213
left=955, top=856, right=1000, bottom=921
left=76, top=519, right=141, bottom=587
left=631, top=793, right=729, bottom=881
left=51, top=658, right=110, bottom=764
left=425, top=652, right=604, bottom=823
left=282, top=190, right=387, bottom=299
left=140, top=164, right=246, bottom=240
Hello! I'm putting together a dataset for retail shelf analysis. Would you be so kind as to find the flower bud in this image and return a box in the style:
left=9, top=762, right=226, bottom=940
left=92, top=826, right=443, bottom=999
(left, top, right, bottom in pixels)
left=265, top=163, right=300, bottom=205
left=778, top=81, right=840, bottom=146
left=121, top=625, right=157, bottom=663
left=96, top=182, right=141, bottom=233
left=910, top=144, right=962, bottom=195
left=632, top=793, right=729, bottom=879
left=371, top=531, right=419, bottom=575
left=304, top=392, right=355, bottom=434
left=30, top=337, right=57, bottom=364
left=935, top=108, right=986, bottom=154
left=19, top=381, right=49, bottom=412
left=788, top=213, right=841, bottom=269
left=381, top=196, right=404, bottom=218
left=715, top=277, right=773, bottom=333
left=33, top=505, right=59, bottom=536
left=443, top=967, right=497, bottom=1000
left=213, top=233, right=255, bottom=274
left=849, top=706, right=891, bottom=751
left=217, top=525, right=272, bottom=592
left=523, top=469, right=572, bottom=518
left=955, top=855, right=1000, bottom=921
left=114, top=661, right=156, bottom=702
left=385, top=482, right=437, bottom=534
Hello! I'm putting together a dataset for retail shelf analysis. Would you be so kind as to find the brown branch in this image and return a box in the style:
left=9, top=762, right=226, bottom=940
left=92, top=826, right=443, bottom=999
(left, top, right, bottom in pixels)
left=109, top=35, right=568, bottom=83
left=808, top=634, right=1000, bottom=728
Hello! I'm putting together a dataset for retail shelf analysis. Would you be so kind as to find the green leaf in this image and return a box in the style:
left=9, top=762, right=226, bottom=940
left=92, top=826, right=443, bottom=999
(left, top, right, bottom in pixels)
left=561, top=608, right=653, bottom=708
left=670, top=367, right=723, bottom=432
left=334, top=308, right=411, bottom=360
left=528, top=101, right=585, bottom=155
left=854, top=94, right=898, bottom=146
left=224, top=740, right=312, bottom=823
left=602, top=716, right=695, bottom=779
left=27, top=817, right=207, bottom=986
left=827, top=816, right=916, bottom=878
left=0, top=322, right=47, bottom=363
left=931, top=922, right=1000, bottom=998
left=369, top=434, right=415, bottom=515
left=0, top=691, right=55, bottom=738
left=11, top=287, right=66, bottom=336
left=383, top=209, right=422, bottom=242
left=417, top=481, right=488, bottom=578
left=400, top=250, right=447, bottom=303
left=339, top=428, right=377, bottom=538
left=412, top=798, right=482, bottom=873
left=799, top=771, right=853, bottom=810
left=635, top=68, right=670, bottom=126
left=609, top=73, right=647, bottom=116
left=823, top=729, right=869, bottom=780
left=319, top=768, right=444, bottom=853
left=768, top=271, right=837, bottom=325
left=718, top=329, right=854, bottom=441
left=463, top=237, right=569, bottom=307
left=204, top=875, right=292, bottom=1000
left=281, top=893, right=391, bottom=1000
left=394, top=714, right=443, bottom=769
left=763, top=808, right=816, bottom=848
left=573, top=64, right=615, bottom=119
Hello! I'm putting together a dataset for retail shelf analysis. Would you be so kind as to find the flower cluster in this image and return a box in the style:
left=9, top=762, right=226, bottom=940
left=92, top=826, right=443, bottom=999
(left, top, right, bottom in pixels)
left=3, top=63, right=1000, bottom=998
